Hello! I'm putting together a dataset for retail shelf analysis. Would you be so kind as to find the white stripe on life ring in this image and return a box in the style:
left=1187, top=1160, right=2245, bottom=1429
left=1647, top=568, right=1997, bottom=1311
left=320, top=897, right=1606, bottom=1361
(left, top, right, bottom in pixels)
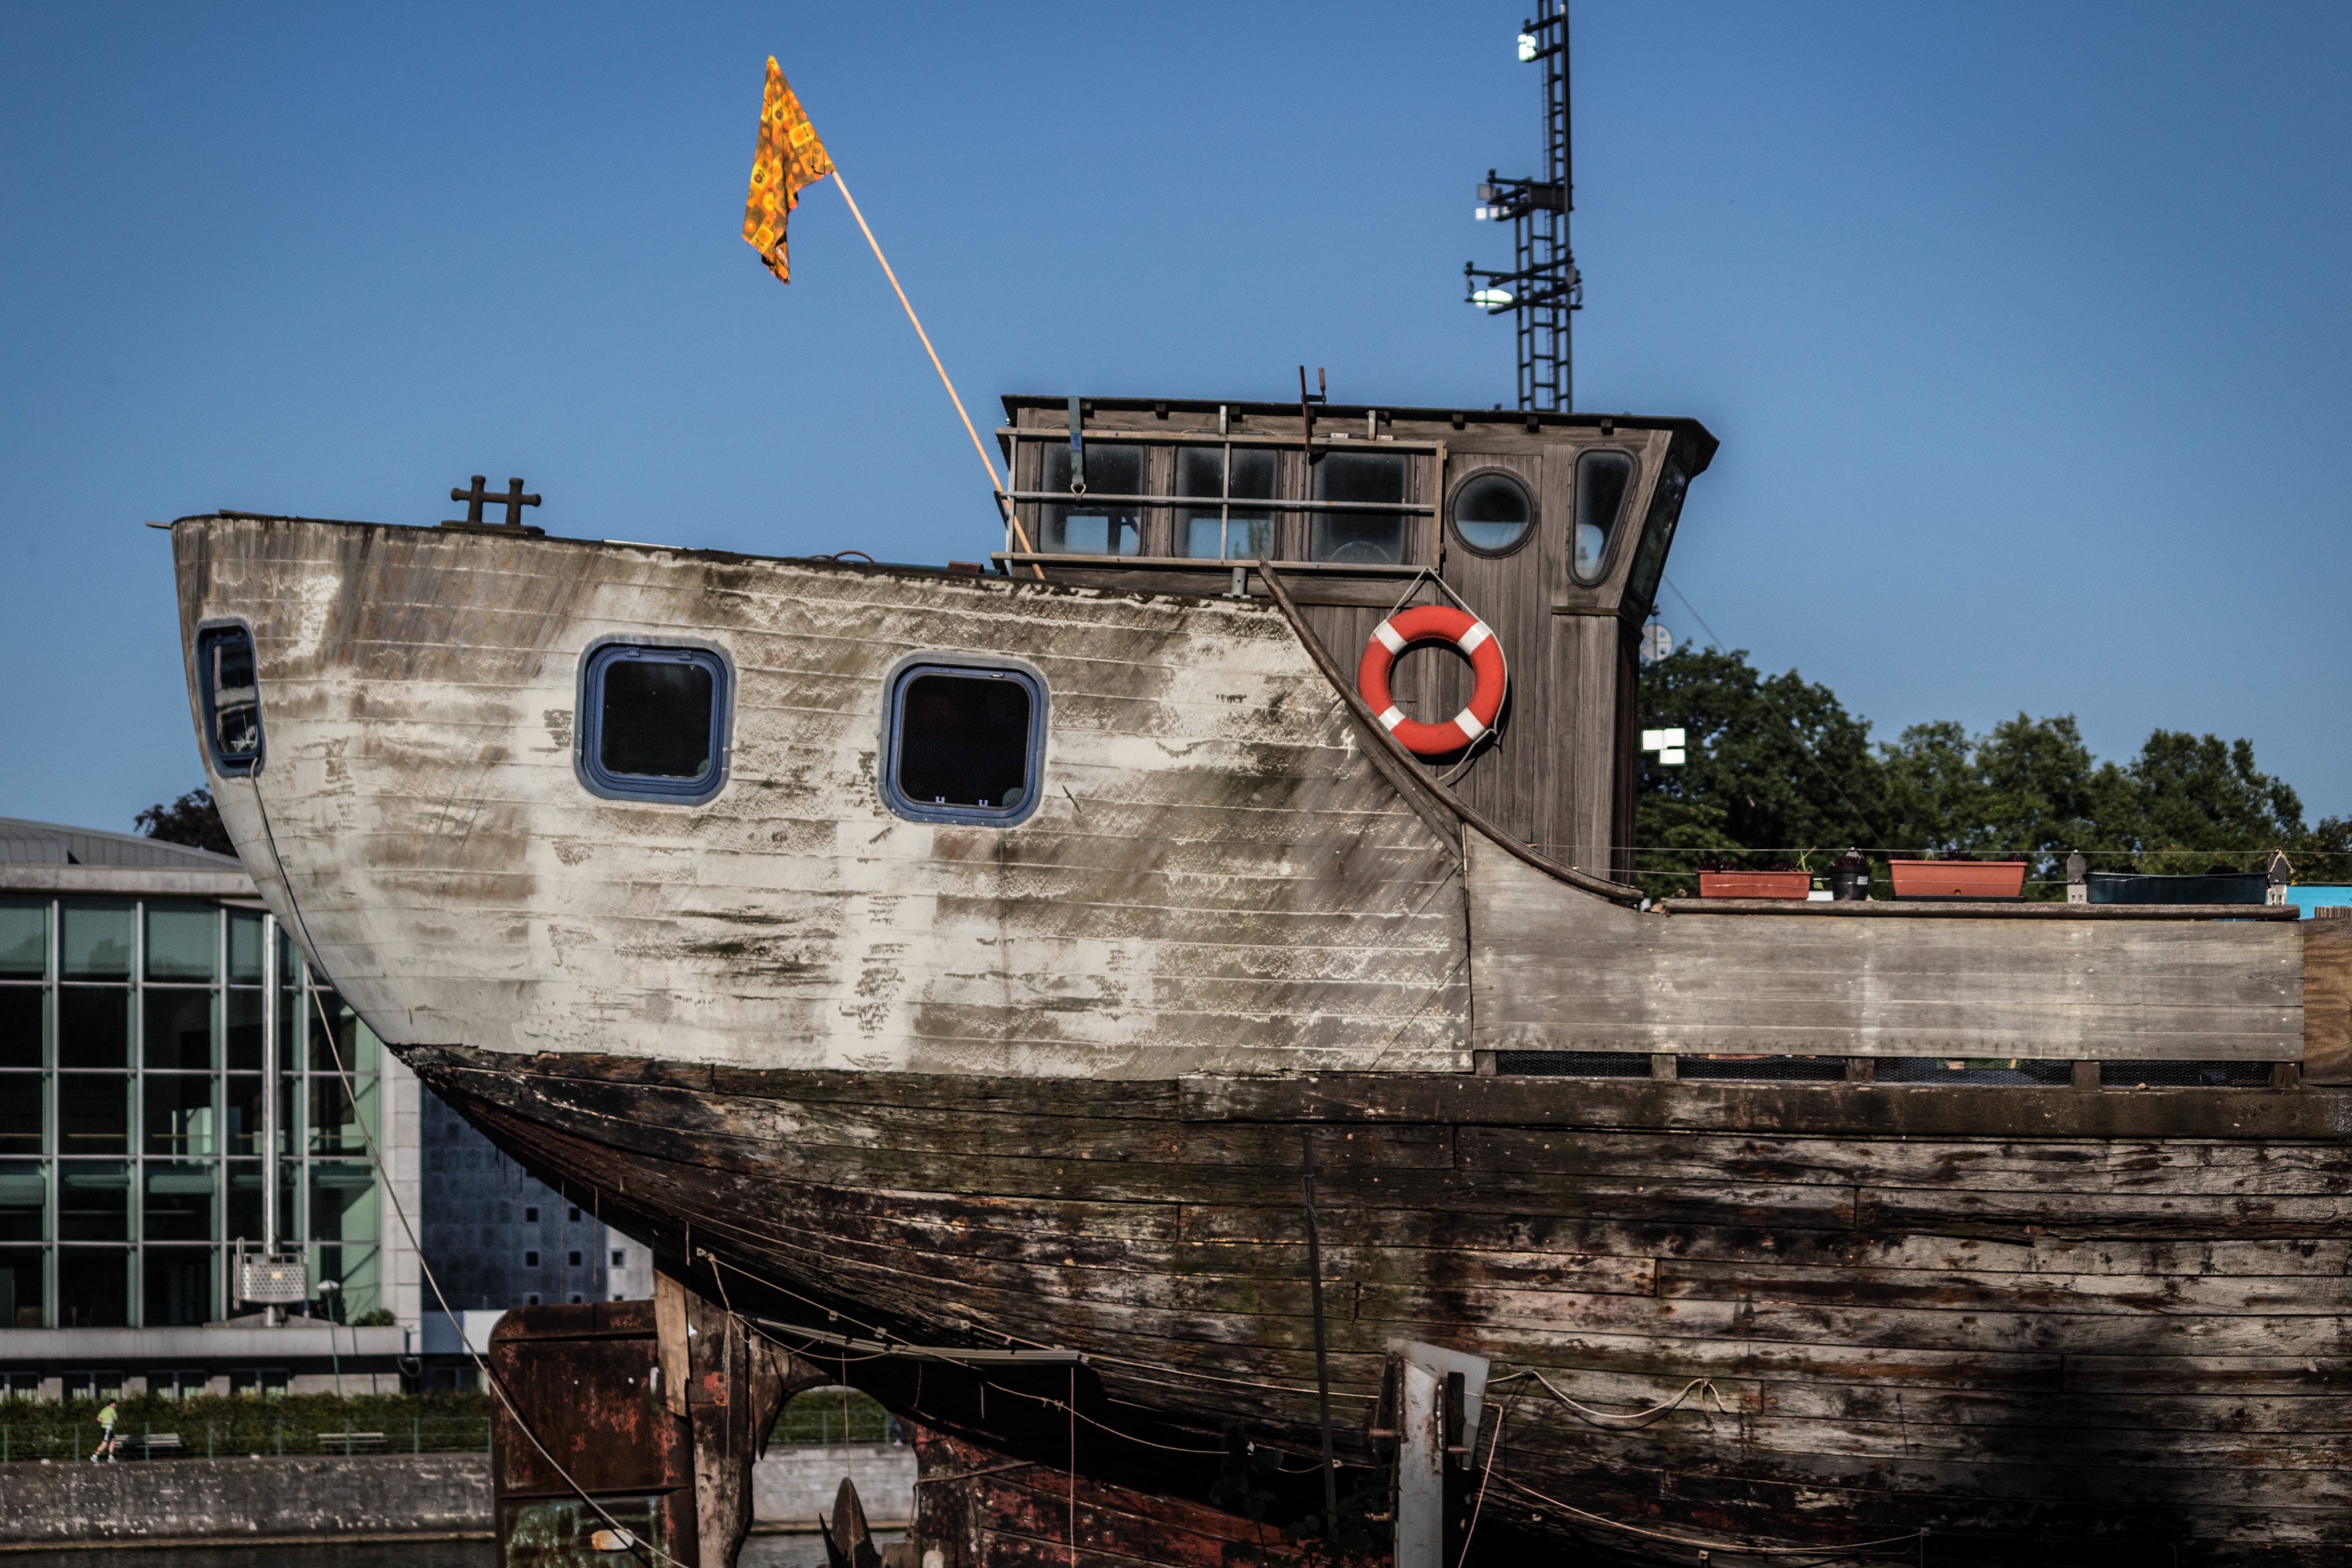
left=1372, top=622, right=1409, bottom=655
left=1454, top=710, right=1487, bottom=743
left=1457, top=621, right=1493, bottom=654
left=1378, top=705, right=1408, bottom=731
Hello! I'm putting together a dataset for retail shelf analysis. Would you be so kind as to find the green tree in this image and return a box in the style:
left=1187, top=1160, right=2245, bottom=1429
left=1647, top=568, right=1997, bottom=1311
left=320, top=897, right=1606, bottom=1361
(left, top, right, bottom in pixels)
left=1634, top=647, right=2332, bottom=897
left=1635, top=647, right=1886, bottom=897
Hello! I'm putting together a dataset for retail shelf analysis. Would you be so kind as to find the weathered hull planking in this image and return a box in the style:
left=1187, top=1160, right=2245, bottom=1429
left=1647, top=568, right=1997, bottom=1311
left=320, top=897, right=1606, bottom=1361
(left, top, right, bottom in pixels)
left=170, top=500, right=2352, bottom=1566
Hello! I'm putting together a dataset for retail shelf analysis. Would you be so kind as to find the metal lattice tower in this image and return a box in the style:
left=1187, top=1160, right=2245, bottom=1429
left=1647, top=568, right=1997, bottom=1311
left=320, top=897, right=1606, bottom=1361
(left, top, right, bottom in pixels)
left=1464, top=0, right=1581, bottom=412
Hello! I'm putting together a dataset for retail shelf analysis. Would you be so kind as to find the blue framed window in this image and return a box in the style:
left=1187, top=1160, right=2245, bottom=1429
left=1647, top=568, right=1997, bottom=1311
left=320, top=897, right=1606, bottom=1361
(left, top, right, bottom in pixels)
left=577, top=643, right=730, bottom=804
left=196, top=626, right=264, bottom=777
left=881, top=662, right=1047, bottom=827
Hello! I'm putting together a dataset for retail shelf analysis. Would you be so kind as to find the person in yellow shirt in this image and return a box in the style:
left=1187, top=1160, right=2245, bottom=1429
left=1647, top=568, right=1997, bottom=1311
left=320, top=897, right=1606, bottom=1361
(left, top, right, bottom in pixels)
left=91, top=1399, right=118, bottom=1462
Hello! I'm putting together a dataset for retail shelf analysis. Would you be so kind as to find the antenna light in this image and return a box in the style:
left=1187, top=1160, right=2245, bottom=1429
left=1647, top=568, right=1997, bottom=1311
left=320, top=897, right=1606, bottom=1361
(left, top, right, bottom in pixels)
left=1516, top=31, right=1539, bottom=62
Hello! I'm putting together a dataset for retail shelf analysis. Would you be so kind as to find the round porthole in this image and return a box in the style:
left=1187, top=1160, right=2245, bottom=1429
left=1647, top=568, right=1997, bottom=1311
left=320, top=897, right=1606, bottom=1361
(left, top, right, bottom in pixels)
left=1450, top=471, right=1534, bottom=555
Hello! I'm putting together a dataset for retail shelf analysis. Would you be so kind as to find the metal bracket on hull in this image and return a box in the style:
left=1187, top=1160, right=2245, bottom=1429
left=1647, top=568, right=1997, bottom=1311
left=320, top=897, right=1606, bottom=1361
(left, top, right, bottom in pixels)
left=1387, top=1339, right=1490, bottom=1568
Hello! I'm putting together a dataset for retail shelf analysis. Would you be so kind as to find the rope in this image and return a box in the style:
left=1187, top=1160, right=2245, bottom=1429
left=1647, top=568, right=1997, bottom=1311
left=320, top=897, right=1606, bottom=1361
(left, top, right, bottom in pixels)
left=308, top=986, right=679, bottom=1568
left=1493, top=1473, right=1924, bottom=1559
left=828, top=171, right=1042, bottom=577
left=1524, top=1369, right=1735, bottom=1430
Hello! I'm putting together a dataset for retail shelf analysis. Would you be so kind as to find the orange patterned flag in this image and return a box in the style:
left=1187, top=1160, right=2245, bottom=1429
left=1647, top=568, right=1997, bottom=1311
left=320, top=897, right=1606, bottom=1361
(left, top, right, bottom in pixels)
left=742, top=57, right=833, bottom=284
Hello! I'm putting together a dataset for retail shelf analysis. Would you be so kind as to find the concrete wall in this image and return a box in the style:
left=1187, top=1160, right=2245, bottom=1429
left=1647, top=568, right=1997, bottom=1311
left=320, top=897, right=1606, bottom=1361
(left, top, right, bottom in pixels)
left=0, top=1453, right=491, bottom=1545
left=0, top=1446, right=917, bottom=1544
left=754, top=1443, right=918, bottom=1529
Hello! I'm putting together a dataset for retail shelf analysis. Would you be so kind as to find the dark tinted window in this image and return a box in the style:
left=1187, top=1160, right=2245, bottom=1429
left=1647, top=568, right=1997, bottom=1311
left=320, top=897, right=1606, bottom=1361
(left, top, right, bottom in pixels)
left=882, top=665, right=1047, bottom=826
left=1311, top=452, right=1408, bottom=564
left=0, top=987, right=39, bottom=1069
left=1451, top=471, right=1532, bottom=554
left=56, top=987, right=127, bottom=1069
left=578, top=645, right=730, bottom=803
left=1572, top=450, right=1634, bottom=583
left=897, top=675, right=1033, bottom=810
left=1039, top=444, right=1143, bottom=556
left=57, top=1245, right=127, bottom=1325
left=143, top=987, right=213, bottom=1072
left=58, top=1076, right=127, bottom=1155
left=1623, top=463, right=1688, bottom=611
left=199, top=626, right=264, bottom=775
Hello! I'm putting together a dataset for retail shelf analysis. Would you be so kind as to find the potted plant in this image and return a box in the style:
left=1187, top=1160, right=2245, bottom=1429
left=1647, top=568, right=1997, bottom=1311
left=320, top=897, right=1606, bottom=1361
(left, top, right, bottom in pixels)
left=1696, top=856, right=1813, bottom=900
left=1886, top=849, right=2027, bottom=900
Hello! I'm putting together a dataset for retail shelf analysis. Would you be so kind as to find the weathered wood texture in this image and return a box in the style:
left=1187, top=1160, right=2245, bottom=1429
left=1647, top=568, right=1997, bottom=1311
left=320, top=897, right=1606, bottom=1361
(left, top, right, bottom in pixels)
left=1469, top=833, right=2305, bottom=1060
left=175, top=516, right=1469, bottom=1076
left=2301, top=916, right=2352, bottom=1083
left=419, top=1047, right=2352, bottom=1566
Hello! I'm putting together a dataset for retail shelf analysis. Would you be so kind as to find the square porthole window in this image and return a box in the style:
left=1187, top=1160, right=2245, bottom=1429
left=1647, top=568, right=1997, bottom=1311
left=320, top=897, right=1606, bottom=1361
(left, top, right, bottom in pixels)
left=196, top=625, right=264, bottom=777
left=577, top=643, right=731, bottom=804
left=881, top=662, right=1048, bottom=827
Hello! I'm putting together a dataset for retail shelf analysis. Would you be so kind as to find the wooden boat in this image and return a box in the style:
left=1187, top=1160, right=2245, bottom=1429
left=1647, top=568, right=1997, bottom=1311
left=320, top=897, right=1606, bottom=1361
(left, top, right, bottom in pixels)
left=169, top=396, right=2352, bottom=1566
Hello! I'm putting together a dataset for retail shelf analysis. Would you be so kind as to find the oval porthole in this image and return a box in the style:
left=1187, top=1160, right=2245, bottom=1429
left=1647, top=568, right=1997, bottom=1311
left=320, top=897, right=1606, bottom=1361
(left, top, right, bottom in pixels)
left=1450, top=471, right=1534, bottom=555
left=1572, top=449, right=1636, bottom=584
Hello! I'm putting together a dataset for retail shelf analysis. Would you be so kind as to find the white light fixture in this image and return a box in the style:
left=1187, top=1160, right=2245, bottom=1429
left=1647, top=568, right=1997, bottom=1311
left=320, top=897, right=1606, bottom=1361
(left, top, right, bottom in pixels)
left=1474, top=206, right=1498, bottom=221
left=1517, top=31, right=1539, bottom=61
left=1640, top=728, right=1688, bottom=767
left=1470, top=288, right=1514, bottom=308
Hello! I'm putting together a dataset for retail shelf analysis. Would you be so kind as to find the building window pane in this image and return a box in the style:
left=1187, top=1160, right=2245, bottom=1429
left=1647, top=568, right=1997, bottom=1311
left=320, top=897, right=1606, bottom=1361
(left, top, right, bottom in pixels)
left=1572, top=449, right=1635, bottom=583
left=57, top=1076, right=128, bottom=1156
left=144, top=1247, right=215, bottom=1328
left=144, top=1076, right=216, bottom=1156
left=309, top=993, right=378, bottom=1075
left=227, top=912, right=264, bottom=985
left=0, top=902, right=45, bottom=979
left=144, top=1163, right=217, bottom=1241
left=145, top=906, right=217, bottom=982
left=57, top=987, right=128, bottom=1068
left=309, top=1073, right=377, bottom=1156
left=1310, top=452, right=1409, bottom=564
left=225, top=989, right=262, bottom=1073
left=0, top=1083, right=41, bottom=1156
left=144, top=987, right=216, bottom=1072
left=0, top=986, right=39, bottom=1070
left=309, top=1164, right=378, bottom=1243
left=60, top=904, right=133, bottom=980
left=225, top=1074, right=264, bottom=1156
left=225, top=1159, right=264, bottom=1244
left=0, top=1161, right=44, bottom=1242
left=1038, top=444, right=1144, bottom=556
left=56, top=1163, right=129, bottom=1241
left=0, top=1246, right=43, bottom=1327
left=882, top=666, right=1046, bottom=826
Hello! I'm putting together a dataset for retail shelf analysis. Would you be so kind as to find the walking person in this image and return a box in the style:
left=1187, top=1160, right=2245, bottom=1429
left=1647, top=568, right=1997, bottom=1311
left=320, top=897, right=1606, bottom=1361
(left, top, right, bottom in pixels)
left=91, top=1398, right=118, bottom=1462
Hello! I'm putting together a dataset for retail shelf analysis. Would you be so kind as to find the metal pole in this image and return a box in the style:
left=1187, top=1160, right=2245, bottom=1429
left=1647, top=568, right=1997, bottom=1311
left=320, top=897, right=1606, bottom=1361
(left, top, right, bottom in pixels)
left=1299, top=1129, right=1340, bottom=1536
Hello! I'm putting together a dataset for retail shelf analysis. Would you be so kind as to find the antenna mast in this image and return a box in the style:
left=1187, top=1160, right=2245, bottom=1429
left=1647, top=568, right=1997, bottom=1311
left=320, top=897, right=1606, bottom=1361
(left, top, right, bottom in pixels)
left=1464, top=0, right=1580, bottom=412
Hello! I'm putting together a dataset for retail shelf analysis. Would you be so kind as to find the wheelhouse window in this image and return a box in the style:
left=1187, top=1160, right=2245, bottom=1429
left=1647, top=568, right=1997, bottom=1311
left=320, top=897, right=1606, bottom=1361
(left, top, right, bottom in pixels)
left=1175, top=446, right=1277, bottom=560
left=1450, top=470, right=1533, bottom=555
left=196, top=626, right=263, bottom=776
left=1624, top=462, right=1690, bottom=612
left=1038, top=445, right=1142, bottom=556
left=1310, top=451, right=1409, bottom=564
left=882, top=663, right=1046, bottom=827
left=1572, top=450, right=1635, bottom=583
left=577, top=644, right=730, bottom=804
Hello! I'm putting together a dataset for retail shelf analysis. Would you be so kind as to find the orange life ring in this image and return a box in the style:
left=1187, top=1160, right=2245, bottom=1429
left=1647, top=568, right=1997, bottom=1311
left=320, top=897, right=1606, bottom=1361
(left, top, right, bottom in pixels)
left=1356, top=604, right=1507, bottom=757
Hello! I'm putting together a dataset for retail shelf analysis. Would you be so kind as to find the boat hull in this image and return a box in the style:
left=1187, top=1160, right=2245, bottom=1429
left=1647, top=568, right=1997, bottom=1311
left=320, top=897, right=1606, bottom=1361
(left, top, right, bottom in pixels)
left=412, top=1044, right=2352, bottom=1566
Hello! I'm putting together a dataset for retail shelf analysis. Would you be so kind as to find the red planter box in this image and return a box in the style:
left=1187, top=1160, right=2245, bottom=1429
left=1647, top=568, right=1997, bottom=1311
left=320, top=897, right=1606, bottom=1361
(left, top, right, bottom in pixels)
left=1887, top=860, right=2026, bottom=900
left=1698, top=870, right=1813, bottom=900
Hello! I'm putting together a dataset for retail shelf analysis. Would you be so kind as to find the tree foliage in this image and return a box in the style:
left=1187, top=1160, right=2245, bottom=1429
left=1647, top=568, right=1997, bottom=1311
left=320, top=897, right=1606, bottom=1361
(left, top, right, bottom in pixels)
left=133, top=788, right=233, bottom=856
left=1635, top=647, right=2348, bottom=899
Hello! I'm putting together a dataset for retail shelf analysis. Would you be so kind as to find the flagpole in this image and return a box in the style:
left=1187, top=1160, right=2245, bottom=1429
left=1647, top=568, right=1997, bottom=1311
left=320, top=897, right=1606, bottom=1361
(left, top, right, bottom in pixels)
left=829, top=171, right=1043, bottom=578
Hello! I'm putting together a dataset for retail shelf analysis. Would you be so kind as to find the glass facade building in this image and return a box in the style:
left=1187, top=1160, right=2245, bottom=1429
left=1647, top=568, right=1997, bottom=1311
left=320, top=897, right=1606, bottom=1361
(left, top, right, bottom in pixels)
left=0, top=896, right=385, bottom=1329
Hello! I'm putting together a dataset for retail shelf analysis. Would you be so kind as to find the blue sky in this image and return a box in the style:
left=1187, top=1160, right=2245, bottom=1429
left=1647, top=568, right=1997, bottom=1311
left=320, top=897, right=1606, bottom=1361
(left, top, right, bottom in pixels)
left=5, top=2, right=2350, bottom=832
